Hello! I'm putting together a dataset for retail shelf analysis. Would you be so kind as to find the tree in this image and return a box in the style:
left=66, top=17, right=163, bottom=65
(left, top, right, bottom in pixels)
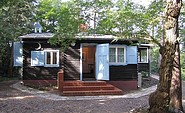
left=35, top=0, right=184, bottom=112
left=47, top=0, right=83, bottom=51
left=0, top=0, right=35, bottom=76
left=149, top=0, right=183, bottom=112
left=36, top=0, right=60, bottom=32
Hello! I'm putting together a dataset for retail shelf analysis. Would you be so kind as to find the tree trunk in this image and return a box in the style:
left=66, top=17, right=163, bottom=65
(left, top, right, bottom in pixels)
left=170, top=39, right=183, bottom=112
left=149, top=42, right=175, bottom=113
left=149, top=0, right=182, bottom=113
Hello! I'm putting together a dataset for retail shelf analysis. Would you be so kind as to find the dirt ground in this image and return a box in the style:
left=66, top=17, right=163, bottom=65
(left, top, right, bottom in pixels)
left=0, top=77, right=184, bottom=113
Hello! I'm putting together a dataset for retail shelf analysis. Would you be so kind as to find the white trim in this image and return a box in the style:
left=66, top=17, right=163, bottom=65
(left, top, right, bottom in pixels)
left=80, top=44, right=82, bottom=81
left=138, top=47, right=148, bottom=63
left=109, top=45, right=127, bottom=65
left=140, top=44, right=153, bottom=47
left=44, top=50, right=60, bottom=67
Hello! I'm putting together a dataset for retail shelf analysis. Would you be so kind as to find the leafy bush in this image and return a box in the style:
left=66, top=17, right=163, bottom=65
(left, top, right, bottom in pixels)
left=151, top=46, right=160, bottom=74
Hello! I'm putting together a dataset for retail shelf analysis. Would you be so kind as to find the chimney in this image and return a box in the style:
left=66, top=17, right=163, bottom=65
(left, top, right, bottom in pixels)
left=34, top=22, right=42, bottom=33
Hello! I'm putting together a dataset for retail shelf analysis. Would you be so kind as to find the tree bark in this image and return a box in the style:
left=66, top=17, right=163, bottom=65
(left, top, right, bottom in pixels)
left=170, top=38, right=183, bottom=112
left=149, top=42, right=175, bottom=113
left=149, top=0, right=183, bottom=113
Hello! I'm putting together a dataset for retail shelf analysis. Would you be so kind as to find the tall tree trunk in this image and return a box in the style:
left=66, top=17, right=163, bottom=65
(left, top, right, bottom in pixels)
left=170, top=40, right=183, bottom=112
left=149, top=0, right=182, bottom=113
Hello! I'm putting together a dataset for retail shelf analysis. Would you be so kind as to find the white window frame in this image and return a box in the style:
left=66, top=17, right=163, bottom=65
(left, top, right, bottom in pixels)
left=44, top=50, right=60, bottom=67
left=109, top=45, right=126, bottom=65
left=138, top=47, right=148, bottom=63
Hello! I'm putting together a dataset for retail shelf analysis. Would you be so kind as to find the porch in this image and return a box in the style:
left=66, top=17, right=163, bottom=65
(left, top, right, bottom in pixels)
left=58, top=71, right=123, bottom=96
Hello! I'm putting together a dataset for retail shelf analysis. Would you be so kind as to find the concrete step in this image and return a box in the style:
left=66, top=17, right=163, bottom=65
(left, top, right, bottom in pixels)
left=63, top=85, right=115, bottom=91
left=61, top=81, right=123, bottom=96
left=62, top=89, right=123, bottom=96
left=63, top=81, right=107, bottom=86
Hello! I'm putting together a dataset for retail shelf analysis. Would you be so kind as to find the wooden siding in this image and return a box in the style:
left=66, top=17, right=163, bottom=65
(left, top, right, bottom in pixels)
left=138, top=63, right=149, bottom=73
left=110, top=65, right=138, bottom=80
left=22, top=39, right=139, bottom=81
left=23, top=41, right=61, bottom=80
left=63, top=44, right=80, bottom=80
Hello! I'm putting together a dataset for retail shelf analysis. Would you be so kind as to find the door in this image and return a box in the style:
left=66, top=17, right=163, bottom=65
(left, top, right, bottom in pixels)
left=96, top=43, right=109, bottom=80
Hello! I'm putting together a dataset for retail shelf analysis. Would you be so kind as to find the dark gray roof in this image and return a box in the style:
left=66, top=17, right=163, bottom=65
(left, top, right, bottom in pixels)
left=19, top=33, right=54, bottom=39
left=19, top=33, right=138, bottom=41
left=75, top=35, right=117, bottom=40
left=75, top=34, right=138, bottom=41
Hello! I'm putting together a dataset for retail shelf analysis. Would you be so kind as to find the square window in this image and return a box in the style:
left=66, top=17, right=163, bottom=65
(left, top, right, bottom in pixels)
left=109, top=46, right=126, bottom=65
left=31, top=50, right=59, bottom=67
left=45, top=50, right=59, bottom=67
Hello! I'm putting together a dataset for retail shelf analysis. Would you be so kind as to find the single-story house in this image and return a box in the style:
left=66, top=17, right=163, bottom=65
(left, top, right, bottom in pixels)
left=13, top=31, right=152, bottom=95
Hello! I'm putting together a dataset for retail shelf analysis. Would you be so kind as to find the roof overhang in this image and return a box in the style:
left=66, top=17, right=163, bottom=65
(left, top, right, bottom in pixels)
left=19, top=33, right=138, bottom=42
left=19, top=33, right=54, bottom=39
left=139, top=43, right=154, bottom=47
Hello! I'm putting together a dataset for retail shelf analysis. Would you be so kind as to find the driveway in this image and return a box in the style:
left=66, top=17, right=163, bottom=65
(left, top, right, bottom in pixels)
left=0, top=77, right=184, bottom=113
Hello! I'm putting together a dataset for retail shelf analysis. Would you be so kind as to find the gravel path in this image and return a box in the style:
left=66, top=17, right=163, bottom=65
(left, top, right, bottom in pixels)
left=1, top=76, right=184, bottom=113
left=0, top=80, right=150, bottom=113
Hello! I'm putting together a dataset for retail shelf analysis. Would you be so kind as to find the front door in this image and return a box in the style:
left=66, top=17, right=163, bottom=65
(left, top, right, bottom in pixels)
left=95, top=43, right=109, bottom=80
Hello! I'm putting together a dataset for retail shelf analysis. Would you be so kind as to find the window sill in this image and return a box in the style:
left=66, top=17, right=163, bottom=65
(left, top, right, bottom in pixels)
left=138, top=62, right=148, bottom=63
left=44, top=65, right=59, bottom=67
left=109, top=63, right=127, bottom=66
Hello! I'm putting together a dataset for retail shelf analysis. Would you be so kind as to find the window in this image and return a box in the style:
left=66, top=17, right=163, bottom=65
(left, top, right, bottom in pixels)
left=45, top=50, right=59, bottom=67
left=31, top=50, right=59, bottom=67
left=109, top=46, right=126, bottom=65
left=138, top=47, right=148, bottom=63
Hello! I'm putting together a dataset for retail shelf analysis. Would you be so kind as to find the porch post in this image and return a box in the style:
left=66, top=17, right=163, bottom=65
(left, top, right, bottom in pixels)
left=57, top=70, right=64, bottom=92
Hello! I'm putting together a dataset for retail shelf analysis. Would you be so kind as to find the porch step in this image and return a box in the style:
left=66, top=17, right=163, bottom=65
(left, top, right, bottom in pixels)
left=63, top=81, right=107, bottom=86
left=62, top=89, right=122, bottom=96
left=63, top=85, right=115, bottom=91
left=61, top=81, right=123, bottom=96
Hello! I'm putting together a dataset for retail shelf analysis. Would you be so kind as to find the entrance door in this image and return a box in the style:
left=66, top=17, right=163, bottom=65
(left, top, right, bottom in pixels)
left=96, top=43, right=109, bottom=80
left=82, top=46, right=96, bottom=80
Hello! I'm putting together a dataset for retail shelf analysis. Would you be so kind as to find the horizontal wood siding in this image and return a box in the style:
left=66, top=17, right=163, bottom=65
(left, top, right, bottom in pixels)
left=23, top=41, right=61, bottom=80
left=110, top=65, right=137, bottom=80
left=64, top=44, right=80, bottom=80
left=138, top=63, right=149, bottom=73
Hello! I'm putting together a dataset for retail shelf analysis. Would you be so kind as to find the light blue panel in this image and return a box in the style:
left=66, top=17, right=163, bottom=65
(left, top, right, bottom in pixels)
left=13, top=42, right=23, bottom=66
left=126, top=46, right=137, bottom=64
left=96, top=43, right=109, bottom=80
left=31, top=51, right=44, bottom=66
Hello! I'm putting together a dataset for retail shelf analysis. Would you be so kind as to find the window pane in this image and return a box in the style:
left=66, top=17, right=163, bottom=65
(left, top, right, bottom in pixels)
left=46, top=52, right=51, bottom=64
left=117, top=48, right=124, bottom=62
left=141, top=49, right=147, bottom=62
left=109, top=48, right=116, bottom=62
left=53, top=52, right=57, bottom=64
left=138, top=51, right=141, bottom=62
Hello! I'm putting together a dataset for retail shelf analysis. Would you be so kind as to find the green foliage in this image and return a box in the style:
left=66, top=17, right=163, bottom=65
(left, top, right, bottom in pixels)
left=0, top=0, right=35, bottom=75
left=180, top=52, right=185, bottom=80
left=48, top=0, right=82, bottom=51
left=151, top=46, right=160, bottom=73
left=36, top=0, right=167, bottom=51
left=36, top=0, right=59, bottom=32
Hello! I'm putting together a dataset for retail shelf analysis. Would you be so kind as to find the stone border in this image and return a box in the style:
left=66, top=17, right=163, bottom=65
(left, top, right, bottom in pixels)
left=11, top=81, right=157, bottom=101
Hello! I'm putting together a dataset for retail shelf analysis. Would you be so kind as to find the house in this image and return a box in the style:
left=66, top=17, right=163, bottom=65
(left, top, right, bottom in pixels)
left=13, top=31, right=152, bottom=95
